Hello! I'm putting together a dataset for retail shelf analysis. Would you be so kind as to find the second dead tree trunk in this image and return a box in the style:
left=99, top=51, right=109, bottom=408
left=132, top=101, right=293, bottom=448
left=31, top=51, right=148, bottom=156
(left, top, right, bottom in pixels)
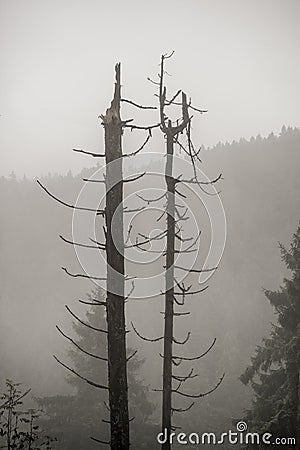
left=162, top=103, right=189, bottom=442
left=132, top=53, right=224, bottom=450
left=159, top=54, right=224, bottom=450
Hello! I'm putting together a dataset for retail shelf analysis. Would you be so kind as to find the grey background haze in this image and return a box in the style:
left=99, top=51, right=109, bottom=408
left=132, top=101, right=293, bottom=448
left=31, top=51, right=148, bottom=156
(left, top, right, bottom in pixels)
left=0, top=0, right=299, bottom=178
left=1, top=2, right=300, bottom=444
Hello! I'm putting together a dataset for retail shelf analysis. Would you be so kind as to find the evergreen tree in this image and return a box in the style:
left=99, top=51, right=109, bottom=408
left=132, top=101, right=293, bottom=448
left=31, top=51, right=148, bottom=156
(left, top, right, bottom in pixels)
left=36, top=288, right=157, bottom=449
left=240, top=224, right=300, bottom=448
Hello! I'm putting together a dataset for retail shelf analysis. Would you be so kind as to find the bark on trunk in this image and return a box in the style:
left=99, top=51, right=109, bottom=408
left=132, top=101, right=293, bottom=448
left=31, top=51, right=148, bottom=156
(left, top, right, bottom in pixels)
left=102, top=63, right=129, bottom=450
left=162, top=130, right=175, bottom=450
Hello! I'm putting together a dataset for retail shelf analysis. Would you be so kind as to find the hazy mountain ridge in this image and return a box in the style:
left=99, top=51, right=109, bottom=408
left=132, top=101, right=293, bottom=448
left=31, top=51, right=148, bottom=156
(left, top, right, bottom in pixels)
left=1, top=126, right=299, bottom=432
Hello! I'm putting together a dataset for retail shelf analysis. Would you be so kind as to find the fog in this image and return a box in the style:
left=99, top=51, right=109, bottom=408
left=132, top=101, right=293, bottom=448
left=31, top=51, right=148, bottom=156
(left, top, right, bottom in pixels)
left=1, top=2, right=300, bottom=449
left=1, top=0, right=299, bottom=177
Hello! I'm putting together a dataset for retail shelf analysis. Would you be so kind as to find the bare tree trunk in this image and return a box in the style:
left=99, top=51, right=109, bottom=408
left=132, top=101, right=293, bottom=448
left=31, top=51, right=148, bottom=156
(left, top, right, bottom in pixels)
left=156, top=53, right=223, bottom=449
left=102, top=63, right=129, bottom=450
left=162, top=132, right=176, bottom=450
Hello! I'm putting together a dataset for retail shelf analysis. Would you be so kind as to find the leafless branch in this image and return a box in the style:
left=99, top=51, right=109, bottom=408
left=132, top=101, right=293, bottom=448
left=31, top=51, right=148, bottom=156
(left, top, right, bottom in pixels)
left=125, top=280, right=135, bottom=300
left=165, top=89, right=181, bottom=106
left=172, top=402, right=194, bottom=414
left=62, top=267, right=107, bottom=281
left=127, top=350, right=138, bottom=362
left=90, top=437, right=110, bottom=445
left=123, top=131, right=152, bottom=157
left=174, top=232, right=193, bottom=243
left=131, top=321, right=163, bottom=342
left=37, top=180, right=105, bottom=215
left=174, top=265, right=217, bottom=273
left=181, top=229, right=202, bottom=252
left=173, top=373, right=225, bottom=398
left=124, top=122, right=161, bottom=131
left=82, top=177, right=105, bottom=183
left=173, top=311, right=190, bottom=317
left=123, top=206, right=145, bottom=213
left=73, top=148, right=105, bottom=158
left=53, top=355, right=108, bottom=390
left=173, top=332, right=191, bottom=345
left=172, top=338, right=216, bottom=361
left=56, top=325, right=107, bottom=361
left=175, top=188, right=187, bottom=199
left=121, top=98, right=156, bottom=110
left=123, top=172, right=146, bottom=183
left=171, top=425, right=182, bottom=431
left=136, top=191, right=166, bottom=204
left=174, top=286, right=208, bottom=296
left=78, top=299, right=106, bottom=306
left=59, top=234, right=105, bottom=250
left=65, top=305, right=108, bottom=333
left=147, top=77, right=160, bottom=86
left=172, top=368, right=198, bottom=382
left=178, top=173, right=223, bottom=185
left=125, top=229, right=167, bottom=249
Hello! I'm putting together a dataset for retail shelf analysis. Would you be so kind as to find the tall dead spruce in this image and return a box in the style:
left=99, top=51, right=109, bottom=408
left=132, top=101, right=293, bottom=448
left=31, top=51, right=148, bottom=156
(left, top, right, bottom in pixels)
left=37, top=63, right=156, bottom=449
left=132, top=53, right=225, bottom=449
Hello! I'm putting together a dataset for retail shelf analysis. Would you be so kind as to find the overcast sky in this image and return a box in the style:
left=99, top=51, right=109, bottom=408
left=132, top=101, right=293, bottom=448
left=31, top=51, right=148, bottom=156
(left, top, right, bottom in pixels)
left=0, top=0, right=299, bottom=178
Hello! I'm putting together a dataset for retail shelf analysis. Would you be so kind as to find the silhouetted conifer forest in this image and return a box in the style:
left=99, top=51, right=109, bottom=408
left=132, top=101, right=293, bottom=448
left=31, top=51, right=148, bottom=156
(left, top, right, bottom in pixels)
left=1, top=127, right=300, bottom=448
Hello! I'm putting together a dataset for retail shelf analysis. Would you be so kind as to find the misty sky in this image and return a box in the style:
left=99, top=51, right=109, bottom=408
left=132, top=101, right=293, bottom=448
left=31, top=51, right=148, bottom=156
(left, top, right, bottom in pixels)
left=0, top=0, right=299, bottom=178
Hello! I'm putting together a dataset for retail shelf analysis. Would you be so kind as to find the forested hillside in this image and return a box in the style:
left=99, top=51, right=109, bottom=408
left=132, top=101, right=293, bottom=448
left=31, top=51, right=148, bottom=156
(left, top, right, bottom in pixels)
left=1, top=126, right=299, bottom=437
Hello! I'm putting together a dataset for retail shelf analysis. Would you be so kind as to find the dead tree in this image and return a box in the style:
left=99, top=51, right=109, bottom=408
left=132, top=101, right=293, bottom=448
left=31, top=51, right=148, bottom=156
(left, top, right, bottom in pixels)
left=37, top=63, right=155, bottom=450
left=131, top=53, right=224, bottom=449
left=101, top=63, right=129, bottom=450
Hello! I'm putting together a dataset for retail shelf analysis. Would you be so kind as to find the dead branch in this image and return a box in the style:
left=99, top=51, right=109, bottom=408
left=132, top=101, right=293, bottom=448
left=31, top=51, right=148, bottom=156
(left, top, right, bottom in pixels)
left=123, top=172, right=146, bottom=183
left=172, top=338, right=216, bottom=361
left=53, top=355, right=108, bottom=390
left=56, top=326, right=107, bottom=361
left=173, top=312, right=190, bottom=317
left=178, top=173, right=223, bottom=185
left=82, top=178, right=105, bottom=183
left=173, top=373, right=225, bottom=398
left=174, top=265, right=217, bottom=273
left=124, top=122, right=161, bottom=131
left=121, top=98, right=156, bottom=110
left=136, top=191, right=166, bottom=204
left=171, top=425, right=182, bottom=431
left=59, top=234, right=105, bottom=250
left=73, top=148, right=105, bottom=158
left=127, top=350, right=138, bottom=362
left=65, top=305, right=108, bottom=333
left=90, top=437, right=110, bottom=445
left=125, top=281, right=135, bottom=300
left=62, top=266, right=107, bottom=281
left=125, top=229, right=167, bottom=249
left=172, top=402, right=194, bottom=414
left=78, top=299, right=106, bottom=306
left=173, top=332, right=191, bottom=345
left=124, top=206, right=145, bottom=213
left=131, top=321, right=163, bottom=342
left=123, top=131, right=152, bottom=157
left=37, top=180, right=105, bottom=215
left=172, top=368, right=198, bottom=382
left=174, top=285, right=208, bottom=296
